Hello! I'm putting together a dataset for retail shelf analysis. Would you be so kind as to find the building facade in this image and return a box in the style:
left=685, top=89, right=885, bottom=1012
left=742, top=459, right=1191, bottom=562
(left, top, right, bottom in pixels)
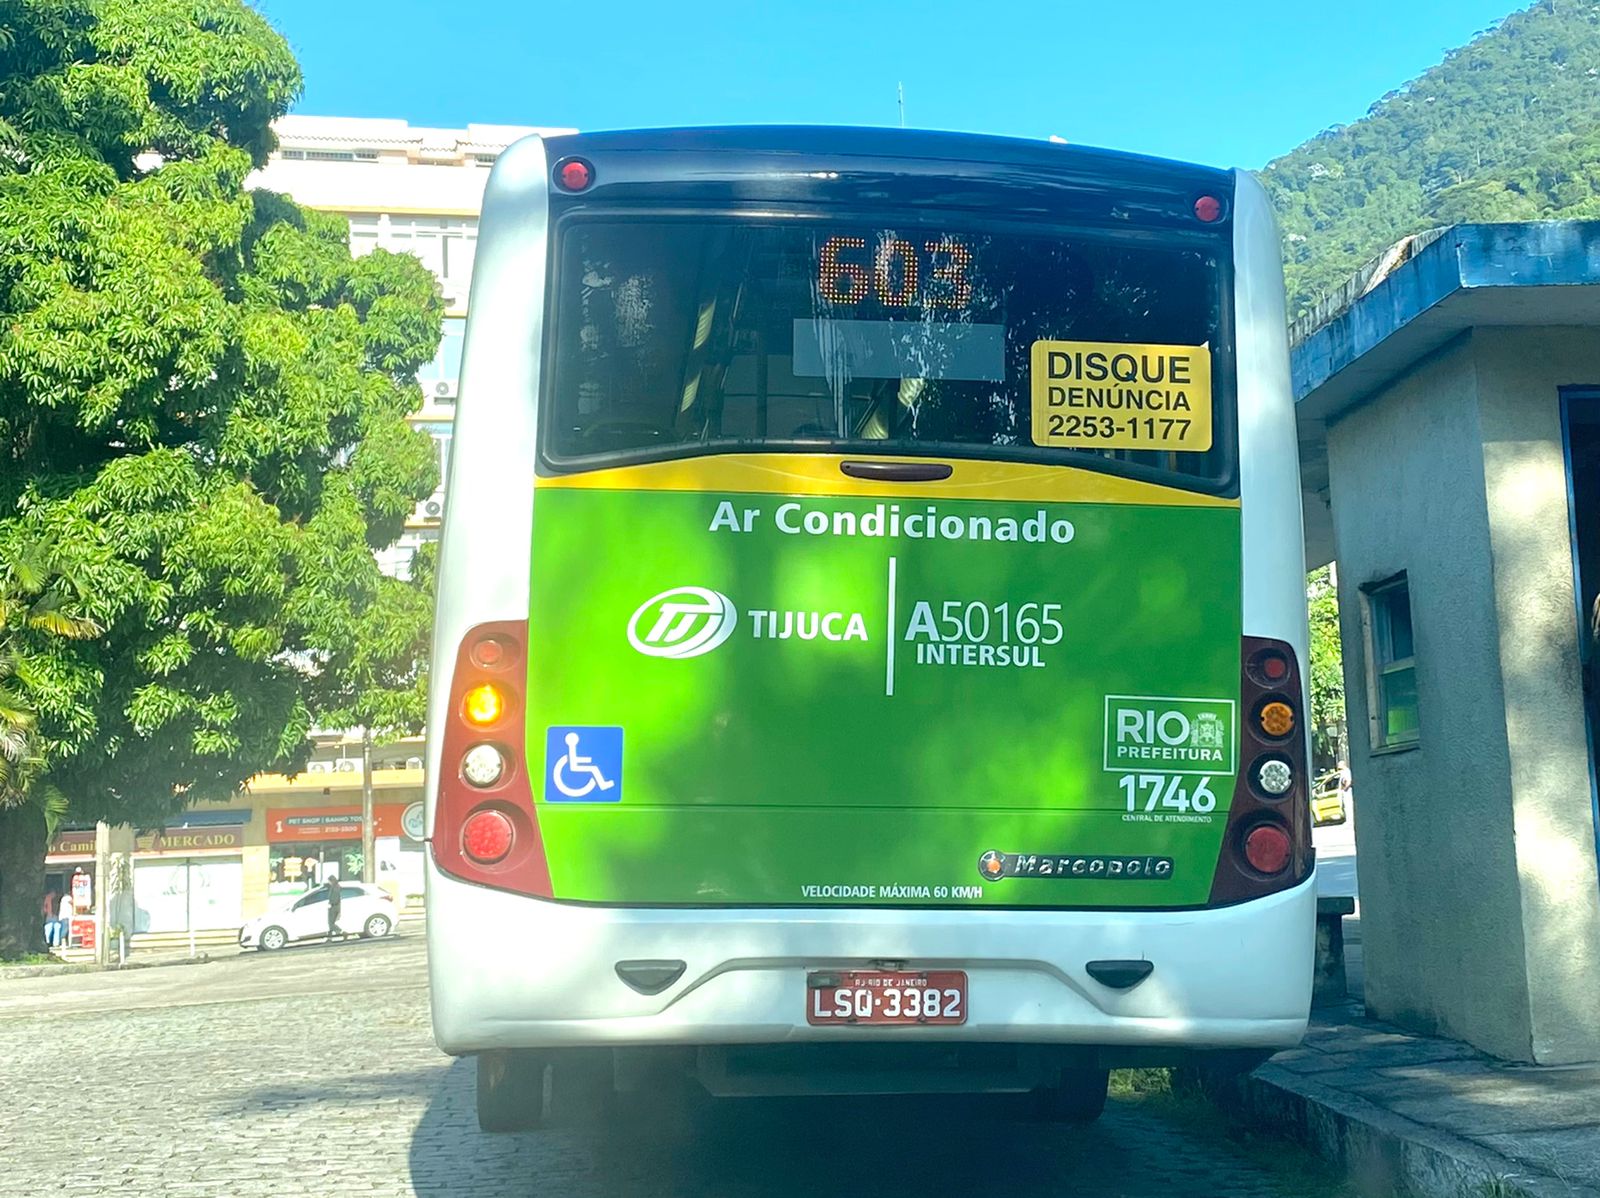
left=255, top=115, right=570, bottom=572
left=1294, top=222, right=1600, bottom=1064
left=47, top=116, right=572, bottom=943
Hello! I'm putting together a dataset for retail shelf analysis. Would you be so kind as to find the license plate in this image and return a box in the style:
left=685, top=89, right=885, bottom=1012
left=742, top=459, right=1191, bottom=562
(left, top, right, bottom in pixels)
left=805, top=970, right=968, bottom=1026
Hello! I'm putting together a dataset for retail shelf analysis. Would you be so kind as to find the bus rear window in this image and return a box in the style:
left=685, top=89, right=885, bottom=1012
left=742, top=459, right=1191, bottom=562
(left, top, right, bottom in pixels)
left=544, top=218, right=1231, bottom=483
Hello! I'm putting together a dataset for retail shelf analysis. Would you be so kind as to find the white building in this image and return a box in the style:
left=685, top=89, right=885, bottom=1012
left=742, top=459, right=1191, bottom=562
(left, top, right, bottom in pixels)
left=249, top=115, right=574, bottom=576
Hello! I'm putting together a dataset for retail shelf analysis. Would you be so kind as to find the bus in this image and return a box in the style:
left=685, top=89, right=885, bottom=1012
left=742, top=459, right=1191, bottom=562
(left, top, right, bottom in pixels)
left=424, top=127, right=1314, bottom=1131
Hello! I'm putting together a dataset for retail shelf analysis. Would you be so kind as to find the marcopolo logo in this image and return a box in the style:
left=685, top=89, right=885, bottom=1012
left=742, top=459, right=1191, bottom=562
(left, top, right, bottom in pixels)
left=1103, top=694, right=1237, bottom=776
left=627, top=586, right=738, bottom=659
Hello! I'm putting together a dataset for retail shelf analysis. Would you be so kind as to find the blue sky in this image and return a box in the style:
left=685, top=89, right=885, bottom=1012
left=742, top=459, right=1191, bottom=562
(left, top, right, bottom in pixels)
left=257, top=0, right=1523, bottom=167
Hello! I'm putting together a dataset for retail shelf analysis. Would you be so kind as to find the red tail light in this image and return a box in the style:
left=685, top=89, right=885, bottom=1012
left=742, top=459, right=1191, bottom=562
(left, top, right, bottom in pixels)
left=431, top=620, right=552, bottom=897
left=1208, top=636, right=1312, bottom=904
left=1243, top=822, right=1293, bottom=875
left=462, top=809, right=514, bottom=864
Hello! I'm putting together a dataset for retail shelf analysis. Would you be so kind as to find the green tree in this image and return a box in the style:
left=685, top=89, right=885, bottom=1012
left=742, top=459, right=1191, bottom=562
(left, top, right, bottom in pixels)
left=0, top=539, right=99, bottom=797
left=1306, top=567, right=1346, bottom=764
left=0, top=538, right=97, bottom=936
left=0, top=0, right=441, bottom=957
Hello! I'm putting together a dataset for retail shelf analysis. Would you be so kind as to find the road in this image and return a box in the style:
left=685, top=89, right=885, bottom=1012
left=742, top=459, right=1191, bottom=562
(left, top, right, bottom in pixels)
left=0, top=933, right=1340, bottom=1198
left=1313, top=805, right=1358, bottom=900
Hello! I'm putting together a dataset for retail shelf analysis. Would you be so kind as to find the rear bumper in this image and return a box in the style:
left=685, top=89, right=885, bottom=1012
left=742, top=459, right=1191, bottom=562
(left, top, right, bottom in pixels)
left=426, top=857, right=1315, bottom=1055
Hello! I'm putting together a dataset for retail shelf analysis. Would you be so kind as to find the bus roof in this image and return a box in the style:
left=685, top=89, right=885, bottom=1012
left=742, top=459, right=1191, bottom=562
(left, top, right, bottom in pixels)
left=544, top=126, right=1227, bottom=179
left=535, top=126, right=1235, bottom=228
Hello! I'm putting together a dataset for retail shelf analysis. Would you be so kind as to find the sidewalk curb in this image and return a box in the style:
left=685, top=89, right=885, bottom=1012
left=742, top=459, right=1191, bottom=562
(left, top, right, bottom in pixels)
left=1235, top=1061, right=1597, bottom=1198
left=0, top=953, right=214, bottom=982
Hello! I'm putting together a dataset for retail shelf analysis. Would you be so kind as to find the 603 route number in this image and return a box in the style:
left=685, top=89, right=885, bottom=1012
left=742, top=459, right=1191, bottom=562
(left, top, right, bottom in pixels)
left=818, top=234, right=974, bottom=310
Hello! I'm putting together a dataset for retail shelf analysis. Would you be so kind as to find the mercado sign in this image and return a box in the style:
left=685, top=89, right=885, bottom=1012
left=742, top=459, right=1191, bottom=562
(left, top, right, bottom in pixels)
left=49, top=825, right=246, bottom=857
left=136, top=826, right=244, bottom=853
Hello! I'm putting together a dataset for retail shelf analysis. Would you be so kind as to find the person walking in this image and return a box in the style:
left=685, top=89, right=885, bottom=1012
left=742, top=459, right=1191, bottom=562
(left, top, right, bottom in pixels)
left=327, top=878, right=344, bottom=943
left=58, top=890, right=76, bottom=947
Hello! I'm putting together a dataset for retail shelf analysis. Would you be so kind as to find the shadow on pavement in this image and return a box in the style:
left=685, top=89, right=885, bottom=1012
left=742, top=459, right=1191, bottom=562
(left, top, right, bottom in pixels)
left=404, top=1059, right=1246, bottom=1198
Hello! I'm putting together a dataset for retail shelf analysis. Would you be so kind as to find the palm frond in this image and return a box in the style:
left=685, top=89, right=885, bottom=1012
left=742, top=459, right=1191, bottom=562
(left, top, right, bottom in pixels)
left=35, top=783, right=70, bottom=837
left=0, top=732, right=30, bottom=765
left=26, top=607, right=100, bottom=639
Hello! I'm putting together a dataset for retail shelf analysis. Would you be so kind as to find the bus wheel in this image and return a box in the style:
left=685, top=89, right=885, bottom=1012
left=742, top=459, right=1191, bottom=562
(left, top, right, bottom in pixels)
left=1031, top=1067, right=1110, bottom=1123
left=476, top=1050, right=549, bottom=1133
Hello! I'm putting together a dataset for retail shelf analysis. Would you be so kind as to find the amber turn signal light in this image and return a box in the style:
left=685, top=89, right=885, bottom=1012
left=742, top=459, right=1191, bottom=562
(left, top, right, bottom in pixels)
left=1257, top=700, right=1295, bottom=739
left=462, top=683, right=506, bottom=727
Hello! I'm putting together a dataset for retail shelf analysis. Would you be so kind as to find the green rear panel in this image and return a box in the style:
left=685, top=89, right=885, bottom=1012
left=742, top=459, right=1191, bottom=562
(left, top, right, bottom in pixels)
left=526, top=482, right=1241, bottom=908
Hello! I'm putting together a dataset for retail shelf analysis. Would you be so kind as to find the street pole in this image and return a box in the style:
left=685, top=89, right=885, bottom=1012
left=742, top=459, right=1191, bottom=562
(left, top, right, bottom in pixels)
left=94, top=821, right=109, bottom=966
left=361, top=729, right=375, bottom=884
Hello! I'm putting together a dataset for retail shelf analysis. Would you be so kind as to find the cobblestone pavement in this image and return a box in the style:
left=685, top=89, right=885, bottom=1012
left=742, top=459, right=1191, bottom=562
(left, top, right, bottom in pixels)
left=1, top=934, right=1330, bottom=1197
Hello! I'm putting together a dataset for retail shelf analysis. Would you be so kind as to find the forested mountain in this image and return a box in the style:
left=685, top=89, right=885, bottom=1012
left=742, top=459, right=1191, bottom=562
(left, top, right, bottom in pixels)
left=1265, top=2, right=1600, bottom=318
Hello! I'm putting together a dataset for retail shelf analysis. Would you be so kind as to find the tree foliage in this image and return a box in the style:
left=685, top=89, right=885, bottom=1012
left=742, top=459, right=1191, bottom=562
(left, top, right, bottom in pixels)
left=0, top=0, right=441, bottom=843
left=1306, top=567, right=1345, bottom=762
left=1262, top=2, right=1600, bottom=317
left=0, top=538, right=99, bottom=802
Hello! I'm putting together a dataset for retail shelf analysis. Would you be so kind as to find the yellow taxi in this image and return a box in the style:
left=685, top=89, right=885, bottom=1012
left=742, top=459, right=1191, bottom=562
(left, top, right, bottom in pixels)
left=1311, top=771, right=1348, bottom=826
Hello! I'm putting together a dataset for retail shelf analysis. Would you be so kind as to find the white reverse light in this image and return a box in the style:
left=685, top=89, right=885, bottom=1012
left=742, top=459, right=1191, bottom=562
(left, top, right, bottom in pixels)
left=1257, top=759, right=1293, bottom=797
left=463, top=743, right=506, bottom=788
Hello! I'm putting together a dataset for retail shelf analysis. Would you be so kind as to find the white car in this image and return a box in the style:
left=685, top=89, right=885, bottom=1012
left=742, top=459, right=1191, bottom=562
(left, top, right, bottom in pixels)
left=239, top=882, right=398, bottom=951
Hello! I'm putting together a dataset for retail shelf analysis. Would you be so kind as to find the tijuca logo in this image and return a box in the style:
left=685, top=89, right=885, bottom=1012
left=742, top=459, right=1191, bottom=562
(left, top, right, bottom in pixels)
left=626, top=586, right=738, bottom=659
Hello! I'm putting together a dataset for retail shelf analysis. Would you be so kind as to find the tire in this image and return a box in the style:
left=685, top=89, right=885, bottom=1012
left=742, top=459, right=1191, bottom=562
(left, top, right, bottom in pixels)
left=477, top=1050, right=549, bottom=1133
left=258, top=926, right=288, bottom=952
left=362, top=914, right=391, bottom=939
left=1031, top=1067, right=1110, bottom=1124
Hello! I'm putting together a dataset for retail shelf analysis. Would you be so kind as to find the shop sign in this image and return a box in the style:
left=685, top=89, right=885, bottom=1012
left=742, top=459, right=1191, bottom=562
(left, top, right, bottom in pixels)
left=70, top=871, right=93, bottom=913
left=48, top=829, right=96, bottom=857
left=266, top=805, right=408, bottom=842
left=70, top=916, right=96, bottom=949
left=136, top=826, right=244, bottom=853
left=401, top=802, right=425, bottom=841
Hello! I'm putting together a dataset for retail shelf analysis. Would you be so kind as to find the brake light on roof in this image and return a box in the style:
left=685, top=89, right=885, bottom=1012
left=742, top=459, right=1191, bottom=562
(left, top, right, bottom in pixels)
left=555, top=157, right=594, bottom=192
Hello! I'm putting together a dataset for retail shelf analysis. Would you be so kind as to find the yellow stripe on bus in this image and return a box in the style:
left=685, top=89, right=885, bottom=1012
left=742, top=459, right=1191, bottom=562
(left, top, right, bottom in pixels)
left=536, top=453, right=1238, bottom=508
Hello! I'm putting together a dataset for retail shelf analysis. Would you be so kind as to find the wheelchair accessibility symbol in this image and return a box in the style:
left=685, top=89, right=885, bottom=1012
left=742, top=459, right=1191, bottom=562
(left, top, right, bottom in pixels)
left=545, top=726, right=623, bottom=802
